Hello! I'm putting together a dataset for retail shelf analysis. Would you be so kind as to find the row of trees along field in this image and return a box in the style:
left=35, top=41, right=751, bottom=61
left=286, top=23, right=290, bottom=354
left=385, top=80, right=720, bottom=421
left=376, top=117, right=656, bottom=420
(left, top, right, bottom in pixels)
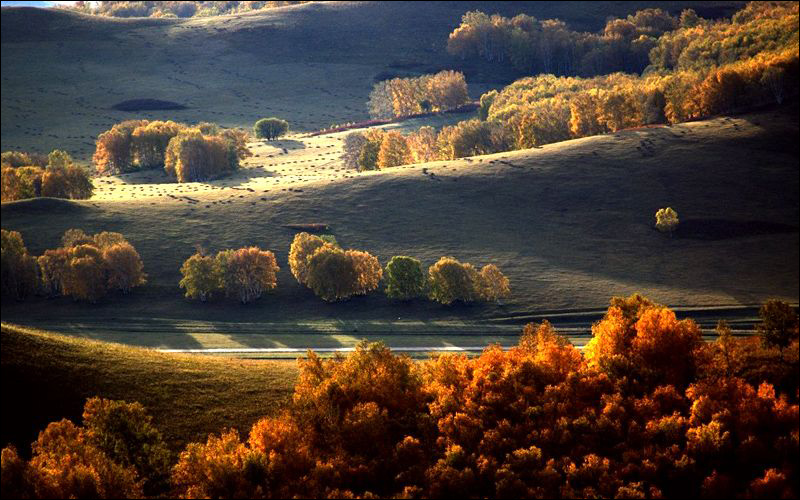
left=1, top=150, right=93, bottom=202
left=179, top=232, right=510, bottom=304
left=93, top=120, right=251, bottom=182
left=349, top=2, right=798, bottom=168
left=1, top=229, right=146, bottom=302
left=60, top=1, right=309, bottom=18
left=2, top=295, right=797, bottom=499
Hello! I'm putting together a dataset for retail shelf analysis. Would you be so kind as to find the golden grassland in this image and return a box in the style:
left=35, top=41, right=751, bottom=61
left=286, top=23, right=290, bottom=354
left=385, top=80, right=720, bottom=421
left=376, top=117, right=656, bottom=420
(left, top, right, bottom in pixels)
left=0, top=322, right=298, bottom=456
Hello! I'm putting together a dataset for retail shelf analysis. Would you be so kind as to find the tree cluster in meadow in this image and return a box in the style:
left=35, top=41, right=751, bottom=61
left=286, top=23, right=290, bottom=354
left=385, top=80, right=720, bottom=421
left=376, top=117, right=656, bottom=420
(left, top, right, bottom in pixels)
left=1, top=229, right=145, bottom=302
left=342, top=120, right=512, bottom=171
left=1, top=150, right=93, bottom=202
left=364, top=2, right=798, bottom=167
left=179, top=246, right=279, bottom=304
left=93, top=120, right=251, bottom=182
left=3, top=296, right=797, bottom=499
left=60, top=1, right=308, bottom=18
left=368, top=70, right=470, bottom=119
left=287, top=233, right=510, bottom=304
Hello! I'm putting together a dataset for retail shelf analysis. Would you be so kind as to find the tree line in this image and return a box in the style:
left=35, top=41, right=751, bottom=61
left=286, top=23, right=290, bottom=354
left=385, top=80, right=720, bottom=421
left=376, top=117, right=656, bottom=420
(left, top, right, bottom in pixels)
left=1, top=150, right=93, bottom=202
left=93, top=120, right=251, bottom=182
left=60, top=1, right=308, bottom=19
left=446, top=3, right=797, bottom=78
left=2, top=295, right=797, bottom=498
left=2, top=227, right=509, bottom=305
left=354, top=2, right=798, bottom=168
left=180, top=232, right=510, bottom=304
left=1, top=229, right=146, bottom=302
left=368, top=70, right=470, bottom=120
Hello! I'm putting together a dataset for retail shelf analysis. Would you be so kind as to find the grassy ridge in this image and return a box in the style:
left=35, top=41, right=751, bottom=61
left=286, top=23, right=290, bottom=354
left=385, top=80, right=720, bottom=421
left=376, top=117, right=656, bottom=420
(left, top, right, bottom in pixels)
left=0, top=323, right=298, bottom=455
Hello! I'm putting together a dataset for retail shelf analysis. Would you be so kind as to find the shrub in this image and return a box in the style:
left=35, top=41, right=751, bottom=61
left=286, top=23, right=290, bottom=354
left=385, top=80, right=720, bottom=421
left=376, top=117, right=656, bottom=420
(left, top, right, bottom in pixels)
left=254, top=117, right=289, bottom=140
left=28, top=419, right=143, bottom=499
left=1, top=150, right=47, bottom=168
left=0, top=229, right=39, bottom=300
left=655, top=207, right=679, bottom=233
left=384, top=256, right=426, bottom=300
left=0, top=398, right=173, bottom=498
left=179, top=253, right=221, bottom=301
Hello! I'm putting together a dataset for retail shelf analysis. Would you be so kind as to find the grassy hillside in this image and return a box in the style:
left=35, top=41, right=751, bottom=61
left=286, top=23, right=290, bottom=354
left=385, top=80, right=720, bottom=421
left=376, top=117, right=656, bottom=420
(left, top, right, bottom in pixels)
left=1, top=1, right=745, bottom=162
left=0, top=323, right=297, bottom=455
left=2, top=106, right=797, bottom=344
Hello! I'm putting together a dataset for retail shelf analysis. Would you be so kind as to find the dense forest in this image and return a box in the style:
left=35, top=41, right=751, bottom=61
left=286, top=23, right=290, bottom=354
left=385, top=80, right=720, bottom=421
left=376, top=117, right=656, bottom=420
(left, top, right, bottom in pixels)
left=1, top=296, right=797, bottom=498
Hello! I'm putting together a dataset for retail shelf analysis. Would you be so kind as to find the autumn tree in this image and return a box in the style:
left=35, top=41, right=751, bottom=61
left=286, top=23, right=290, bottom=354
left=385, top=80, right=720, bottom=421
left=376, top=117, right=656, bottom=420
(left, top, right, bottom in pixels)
left=0, top=229, right=39, bottom=300
left=216, top=247, right=280, bottom=304
left=377, top=130, right=411, bottom=168
left=427, top=256, right=481, bottom=305
left=478, top=264, right=510, bottom=302
left=406, top=126, right=439, bottom=163
left=254, top=117, right=289, bottom=140
left=756, top=299, right=799, bottom=350
left=164, top=131, right=235, bottom=182
left=288, top=232, right=332, bottom=286
left=179, top=252, right=221, bottom=302
left=384, top=256, right=426, bottom=300
left=82, top=397, right=171, bottom=496
left=101, top=242, right=146, bottom=293
left=655, top=206, right=679, bottom=234
left=342, top=132, right=367, bottom=169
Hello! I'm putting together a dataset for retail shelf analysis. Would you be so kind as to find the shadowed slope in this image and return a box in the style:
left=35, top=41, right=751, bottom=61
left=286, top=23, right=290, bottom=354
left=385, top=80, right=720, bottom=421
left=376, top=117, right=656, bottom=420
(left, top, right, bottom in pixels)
left=0, top=323, right=297, bottom=455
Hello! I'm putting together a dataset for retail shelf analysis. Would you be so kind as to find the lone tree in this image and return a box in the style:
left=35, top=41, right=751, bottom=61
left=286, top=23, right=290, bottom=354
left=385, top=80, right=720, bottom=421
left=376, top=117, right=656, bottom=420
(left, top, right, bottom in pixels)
left=254, top=118, right=289, bottom=140
left=655, top=207, right=679, bottom=234
left=384, top=256, right=426, bottom=301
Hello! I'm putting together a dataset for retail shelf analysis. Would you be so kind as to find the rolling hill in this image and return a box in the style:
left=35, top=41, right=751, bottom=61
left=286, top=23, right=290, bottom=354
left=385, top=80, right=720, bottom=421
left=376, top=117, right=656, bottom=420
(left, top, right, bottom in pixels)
left=2, top=105, right=797, bottom=347
left=1, top=1, right=745, bottom=162
left=0, top=322, right=297, bottom=456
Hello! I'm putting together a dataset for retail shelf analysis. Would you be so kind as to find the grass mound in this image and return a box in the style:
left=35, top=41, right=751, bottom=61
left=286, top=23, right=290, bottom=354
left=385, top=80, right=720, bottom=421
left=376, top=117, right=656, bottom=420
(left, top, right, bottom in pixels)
left=0, top=323, right=298, bottom=455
